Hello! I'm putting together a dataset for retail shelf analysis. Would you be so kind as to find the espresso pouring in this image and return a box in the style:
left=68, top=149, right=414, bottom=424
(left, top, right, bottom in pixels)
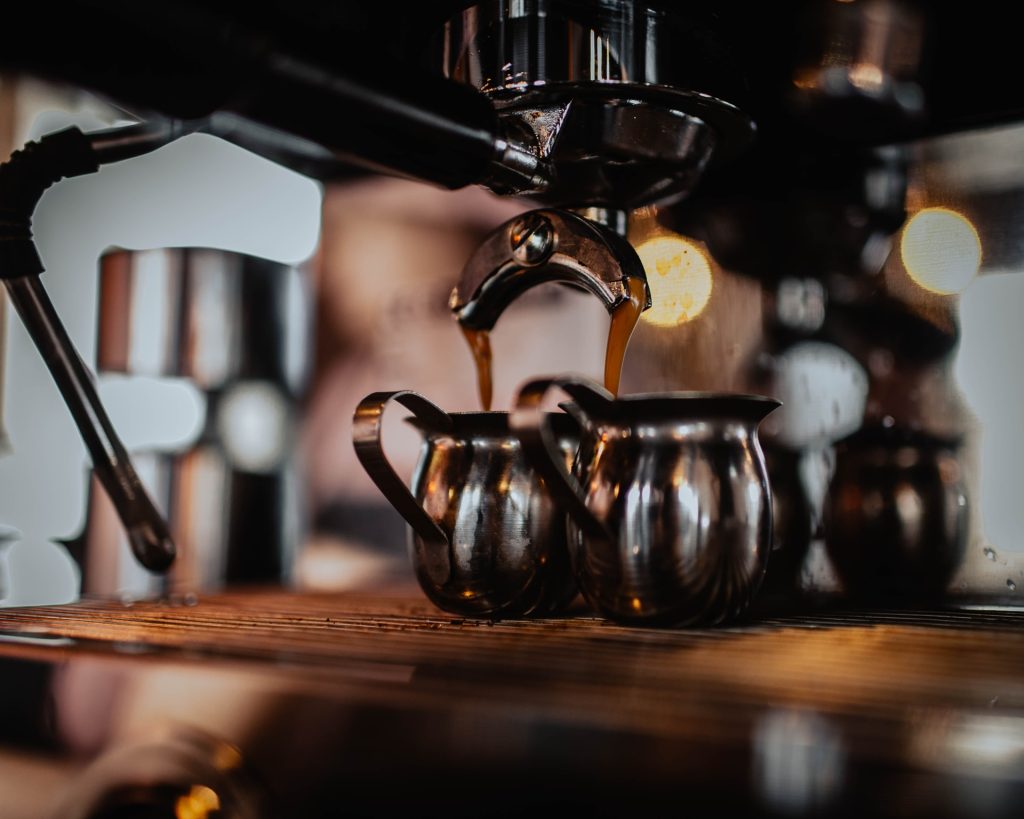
left=602, top=275, right=646, bottom=398
left=460, top=275, right=647, bottom=411
left=461, top=326, right=494, bottom=412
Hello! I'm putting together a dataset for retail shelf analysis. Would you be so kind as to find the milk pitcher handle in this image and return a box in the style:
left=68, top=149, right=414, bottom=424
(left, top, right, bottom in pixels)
left=353, top=391, right=453, bottom=547
left=511, top=376, right=613, bottom=540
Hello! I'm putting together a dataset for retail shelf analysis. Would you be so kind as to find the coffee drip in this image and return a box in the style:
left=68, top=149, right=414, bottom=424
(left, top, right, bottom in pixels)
left=460, top=326, right=494, bottom=411
left=450, top=209, right=651, bottom=410
left=602, top=275, right=646, bottom=397
left=460, top=274, right=647, bottom=410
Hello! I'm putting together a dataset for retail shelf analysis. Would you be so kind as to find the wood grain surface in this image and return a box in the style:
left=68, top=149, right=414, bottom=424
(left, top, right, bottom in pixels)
left=0, top=590, right=1022, bottom=733
left=1, top=591, right=1023, bottom=816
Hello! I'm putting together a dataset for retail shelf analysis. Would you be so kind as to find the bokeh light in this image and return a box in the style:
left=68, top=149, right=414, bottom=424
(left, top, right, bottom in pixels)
left=634, top=234, right=714, bottom=327
left=900, top=207, right=981, bottom=295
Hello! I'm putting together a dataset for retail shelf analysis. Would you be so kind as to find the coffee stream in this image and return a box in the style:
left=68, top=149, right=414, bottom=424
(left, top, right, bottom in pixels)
left=461, top=275, right=646, bottom=410
left=602, top=275, right=646, bottom=398
left=461, top=326, right=494, bottom=411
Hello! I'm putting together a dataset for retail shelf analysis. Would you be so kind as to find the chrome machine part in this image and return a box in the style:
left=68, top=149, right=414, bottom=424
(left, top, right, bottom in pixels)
left=86, top=247, right=311, bottom=597
left=450, top=208, right=651, bottom=330
left=512, top=375, right=779, bottom=626
left=97, top=248, right=309, bottom=393
left=353, top=391, right=579, bottom=617
left=790, top=0, right=926, bottom=139
left=56, top=727, right=267, bottom=819
left=0, top=125, right=185, bottom=574
left=825, top=425, right=969, bottom=602
left=444, top=0, right=755, bottom=209
left=4, top=276, right=176, bottom=572
left=572, top=206, right=629, bottom=237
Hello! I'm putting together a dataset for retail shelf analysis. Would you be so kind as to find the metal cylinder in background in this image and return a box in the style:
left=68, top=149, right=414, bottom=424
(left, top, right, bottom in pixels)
left=82, top=247, right=311, bottom=598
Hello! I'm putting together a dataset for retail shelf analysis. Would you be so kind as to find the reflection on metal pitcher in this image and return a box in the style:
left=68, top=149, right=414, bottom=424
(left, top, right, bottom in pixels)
left=513, top=375, right=778, bottom=625
left=353, top=390, right=578, bottom=617
left=825, top=425, right=969, bottom=602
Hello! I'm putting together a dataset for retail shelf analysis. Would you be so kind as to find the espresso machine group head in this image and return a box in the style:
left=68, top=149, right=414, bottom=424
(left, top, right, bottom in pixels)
left=444, top=0, right=753, bottom=332
left=5, top=1, right=1020, bottom=192
left=443, top=0, right=756, bottom=209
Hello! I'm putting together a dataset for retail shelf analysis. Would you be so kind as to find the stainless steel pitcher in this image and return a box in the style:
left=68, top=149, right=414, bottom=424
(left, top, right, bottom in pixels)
left=824, top=424, right=969, bottom=602
left=512, top=376, right=780, bottom=625
left=353, top=391, right=578, bottom=617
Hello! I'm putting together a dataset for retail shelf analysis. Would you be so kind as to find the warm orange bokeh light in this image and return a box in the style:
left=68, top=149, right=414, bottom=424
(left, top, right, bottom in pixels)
left=635, top=234, right=714, bottom=327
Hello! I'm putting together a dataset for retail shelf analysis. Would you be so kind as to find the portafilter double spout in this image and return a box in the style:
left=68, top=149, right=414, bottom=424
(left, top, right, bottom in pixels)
left=449, top=209, right=650, bottom=332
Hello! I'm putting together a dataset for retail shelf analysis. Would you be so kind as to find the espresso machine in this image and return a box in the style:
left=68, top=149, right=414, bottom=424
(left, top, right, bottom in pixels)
left=1, top=1, right=1024, bottom=816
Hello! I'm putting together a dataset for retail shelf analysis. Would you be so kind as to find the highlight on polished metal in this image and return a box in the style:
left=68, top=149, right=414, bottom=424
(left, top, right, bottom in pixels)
left=511, top=375, right=779, bottom=625
left=450, top=207, right=651, bottom=331
left=55, top=726, right=266, bottom=819
left=789, top=0, right=925, bottom=137
left=444, top=0, right=755, bottom=208
left=352, top=390, right=578, bottom=617
left=84, top=247, right=310, bottom=598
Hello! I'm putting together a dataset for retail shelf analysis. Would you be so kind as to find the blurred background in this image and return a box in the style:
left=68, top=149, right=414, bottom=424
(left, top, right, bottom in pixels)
left=6, top=4, right=1024, bottom=816
left=1, top=71, right=1023, bottom=608
left=0, top=76, right=320, bottom=604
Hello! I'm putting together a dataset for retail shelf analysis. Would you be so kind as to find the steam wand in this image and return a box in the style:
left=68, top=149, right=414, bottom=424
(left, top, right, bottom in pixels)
left=0, top=123, right=193, bottom=572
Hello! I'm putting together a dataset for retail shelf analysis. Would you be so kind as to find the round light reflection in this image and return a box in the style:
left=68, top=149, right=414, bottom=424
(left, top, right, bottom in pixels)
left=900, top=207, right=981, bottom=295
left=217, top=381, right=291, bottom=473
left=635, top=234, right=714, bottom=327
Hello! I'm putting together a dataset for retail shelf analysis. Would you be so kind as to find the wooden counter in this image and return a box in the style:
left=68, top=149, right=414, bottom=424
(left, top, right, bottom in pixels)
left=0, top=590, right=1022, bottom=817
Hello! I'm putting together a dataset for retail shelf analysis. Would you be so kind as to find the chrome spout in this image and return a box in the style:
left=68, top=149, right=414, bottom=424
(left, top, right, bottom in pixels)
left=450, top=208, right=651, bottom=331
